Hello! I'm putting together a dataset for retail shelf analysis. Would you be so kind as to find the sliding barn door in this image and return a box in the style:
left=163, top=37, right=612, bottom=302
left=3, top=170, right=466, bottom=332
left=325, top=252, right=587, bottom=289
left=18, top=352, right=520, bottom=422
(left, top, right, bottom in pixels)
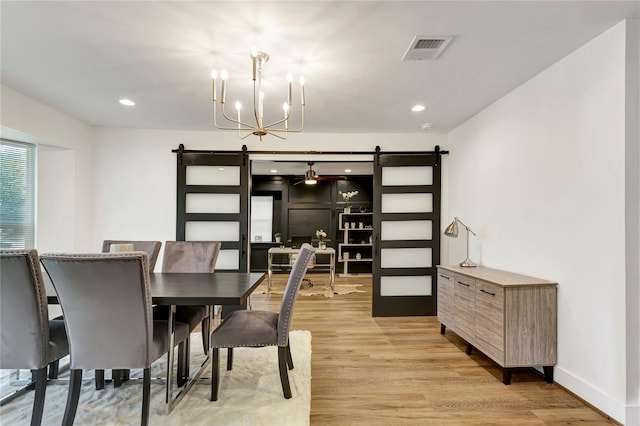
left=175, top=145, right=250, bottom=273
left=372, top=151, right=442, bottom=316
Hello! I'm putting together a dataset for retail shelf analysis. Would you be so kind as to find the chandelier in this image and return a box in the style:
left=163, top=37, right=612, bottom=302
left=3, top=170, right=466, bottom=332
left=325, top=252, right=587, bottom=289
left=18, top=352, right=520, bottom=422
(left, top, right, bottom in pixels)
left=211, top=49, right=305, bottom=141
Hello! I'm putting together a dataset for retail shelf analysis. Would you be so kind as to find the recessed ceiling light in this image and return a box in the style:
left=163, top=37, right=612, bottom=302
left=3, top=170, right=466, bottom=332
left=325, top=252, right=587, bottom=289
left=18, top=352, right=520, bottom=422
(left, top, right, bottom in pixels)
left=411, top=105, right=425, bottom=112
left=270, top=169, right=278, bottom=173
left=119, top=99, right=135, bottom=106
left=218, top=167, right=225, bottom=171
left=344, top=169, right=352, bottom=173
left=420, top=123, right=432, bottom=130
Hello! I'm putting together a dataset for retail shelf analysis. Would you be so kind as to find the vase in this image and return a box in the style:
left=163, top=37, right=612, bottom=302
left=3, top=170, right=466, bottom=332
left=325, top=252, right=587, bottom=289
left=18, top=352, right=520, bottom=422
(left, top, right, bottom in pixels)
left=344, top=207, right=351, bottom=214
left=320, top=242, right=326, bottom=250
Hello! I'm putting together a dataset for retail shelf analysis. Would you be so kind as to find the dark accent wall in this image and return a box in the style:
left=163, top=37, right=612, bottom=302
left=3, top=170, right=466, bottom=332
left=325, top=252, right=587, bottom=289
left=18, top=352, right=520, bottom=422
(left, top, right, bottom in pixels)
left=250, top=175, right=373, bottom=272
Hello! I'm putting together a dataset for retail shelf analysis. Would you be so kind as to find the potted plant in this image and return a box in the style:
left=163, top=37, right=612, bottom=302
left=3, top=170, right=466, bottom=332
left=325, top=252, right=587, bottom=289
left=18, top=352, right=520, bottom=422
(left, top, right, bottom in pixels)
left=274, top=232, right=281, bottom=243
left=315, top=229, right=327, bottom=250
left=339, top=190, right=359, bottom=214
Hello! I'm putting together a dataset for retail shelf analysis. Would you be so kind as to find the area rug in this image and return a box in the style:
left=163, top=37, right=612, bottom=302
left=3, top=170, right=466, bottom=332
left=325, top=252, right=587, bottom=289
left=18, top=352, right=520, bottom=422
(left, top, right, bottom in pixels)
left=0, top=330, right=311, bottom=426
left=261, top=281, right=366, bottom=298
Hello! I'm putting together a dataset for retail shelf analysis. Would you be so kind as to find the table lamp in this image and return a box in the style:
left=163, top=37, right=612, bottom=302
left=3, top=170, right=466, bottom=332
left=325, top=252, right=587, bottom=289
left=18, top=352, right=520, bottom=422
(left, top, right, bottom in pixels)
left=444, top=217, right=477, bottom=267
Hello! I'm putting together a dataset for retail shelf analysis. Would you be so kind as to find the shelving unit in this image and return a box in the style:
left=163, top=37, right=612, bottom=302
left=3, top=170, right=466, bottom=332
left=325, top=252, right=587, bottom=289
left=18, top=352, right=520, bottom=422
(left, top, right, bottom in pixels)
left=338, top=212, right=373, bottom=276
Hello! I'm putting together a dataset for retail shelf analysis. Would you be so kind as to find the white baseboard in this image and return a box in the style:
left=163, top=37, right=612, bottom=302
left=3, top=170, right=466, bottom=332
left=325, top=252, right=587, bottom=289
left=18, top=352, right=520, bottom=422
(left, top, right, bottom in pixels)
left=555, top=366, right=635, bottom=424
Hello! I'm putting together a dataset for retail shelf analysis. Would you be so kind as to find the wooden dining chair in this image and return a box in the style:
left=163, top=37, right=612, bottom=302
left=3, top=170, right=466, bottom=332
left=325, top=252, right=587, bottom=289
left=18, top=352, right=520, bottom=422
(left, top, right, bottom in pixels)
left=0, top=249, right=70, bottom=426
left=209, top=243, right=314, bottom=401
left=40, top=252, right=190, bottom=426
left=153, top=241, right=221, bottom=384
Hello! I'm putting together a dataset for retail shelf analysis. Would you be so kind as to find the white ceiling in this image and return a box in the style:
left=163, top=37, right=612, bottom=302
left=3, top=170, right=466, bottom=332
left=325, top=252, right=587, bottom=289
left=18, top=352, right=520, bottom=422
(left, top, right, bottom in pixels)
left=2, top=1, right=638, bottom=139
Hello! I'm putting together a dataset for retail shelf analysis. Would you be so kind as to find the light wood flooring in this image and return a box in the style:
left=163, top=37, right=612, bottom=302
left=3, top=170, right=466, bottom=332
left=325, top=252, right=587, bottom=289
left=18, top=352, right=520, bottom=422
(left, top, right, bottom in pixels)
left=251, top=274, right=615, bottom=425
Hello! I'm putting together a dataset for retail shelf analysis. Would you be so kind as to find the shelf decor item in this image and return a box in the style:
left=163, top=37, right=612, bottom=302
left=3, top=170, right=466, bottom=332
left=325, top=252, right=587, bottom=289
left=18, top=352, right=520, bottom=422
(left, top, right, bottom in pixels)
left=444, top=217, right=477, bottom=267
left=316, top=229, right=327, bottom=250
left=339, top=190, right=359, bottom=213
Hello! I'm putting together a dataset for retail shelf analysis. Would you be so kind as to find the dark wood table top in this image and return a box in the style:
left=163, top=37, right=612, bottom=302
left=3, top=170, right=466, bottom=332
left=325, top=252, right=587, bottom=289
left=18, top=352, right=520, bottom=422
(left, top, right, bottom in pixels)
left=47, top=272, right=266, bottom=306
left=150, top=272, right=266, bottom=305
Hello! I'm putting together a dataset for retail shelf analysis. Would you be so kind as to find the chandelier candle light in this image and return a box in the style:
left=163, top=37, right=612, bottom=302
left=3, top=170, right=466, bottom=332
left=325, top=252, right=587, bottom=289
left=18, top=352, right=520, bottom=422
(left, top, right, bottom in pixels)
left=211, top=49, right=305, bottom=141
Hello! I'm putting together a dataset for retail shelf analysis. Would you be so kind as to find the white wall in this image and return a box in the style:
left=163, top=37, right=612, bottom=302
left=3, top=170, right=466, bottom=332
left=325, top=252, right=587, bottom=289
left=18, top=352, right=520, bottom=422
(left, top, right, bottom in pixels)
left=624, top=18, right=640, bottom=426
left=447, top=21, right=637, bottom=424
left=90, top=128, right=446, bottom=268
left=0, top=85, right=94, bottom=252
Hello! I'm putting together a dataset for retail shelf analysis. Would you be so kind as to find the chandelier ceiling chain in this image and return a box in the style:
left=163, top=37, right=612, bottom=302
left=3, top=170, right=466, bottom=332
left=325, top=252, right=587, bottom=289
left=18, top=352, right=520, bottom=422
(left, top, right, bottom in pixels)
left=211, top=50, right=305, bottom=141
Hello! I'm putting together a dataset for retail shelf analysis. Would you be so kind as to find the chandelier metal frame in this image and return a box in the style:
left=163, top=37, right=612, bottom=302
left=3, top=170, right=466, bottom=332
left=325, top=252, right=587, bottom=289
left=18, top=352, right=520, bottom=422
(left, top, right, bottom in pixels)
left=211, top=50, right=305, bottom=141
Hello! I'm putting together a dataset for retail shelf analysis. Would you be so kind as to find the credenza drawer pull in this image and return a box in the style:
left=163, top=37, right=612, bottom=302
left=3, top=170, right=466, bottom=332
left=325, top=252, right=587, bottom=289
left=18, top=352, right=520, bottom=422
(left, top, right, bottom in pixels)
left=480, top=289, right=496, bottom=297
left=457, top=281, right=470, bottom=287
left=439, top=274, right=450, bottom=280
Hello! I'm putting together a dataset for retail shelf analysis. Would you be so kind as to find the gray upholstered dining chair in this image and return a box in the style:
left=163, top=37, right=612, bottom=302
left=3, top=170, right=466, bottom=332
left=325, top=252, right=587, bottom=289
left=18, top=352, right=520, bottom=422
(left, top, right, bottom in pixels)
left=96, top=240, right=162, bottom=389
left=209, top=243, right=314, bottom=401
left=153, top=241, right=221, bottom=384
left=40, top=252, right=190, bottom=426
left=101, top=240, right=162, bottom=271
left=0, top=249, right=70, bottom=426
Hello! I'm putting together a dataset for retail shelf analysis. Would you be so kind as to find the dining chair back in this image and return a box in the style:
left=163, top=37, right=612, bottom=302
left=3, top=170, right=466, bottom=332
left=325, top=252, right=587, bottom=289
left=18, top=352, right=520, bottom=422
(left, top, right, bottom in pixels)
left=101, top=240, right=162, bottom=272
left=40, top=252, right=189, bottom=426
left=0, top=249, right=69, bottom=426
left=161, top=241, right=221, bottom=273
left=209, top=243, right=314, bottom=401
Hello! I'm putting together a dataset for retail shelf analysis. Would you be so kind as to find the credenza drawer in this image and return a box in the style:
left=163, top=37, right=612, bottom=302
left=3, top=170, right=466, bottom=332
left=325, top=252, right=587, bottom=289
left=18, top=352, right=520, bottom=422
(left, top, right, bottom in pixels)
left=454, top=275, right=476, bottom=342
left=437, top=270, right=455, bottom=326
left=475, top=280, right=505, bottom=363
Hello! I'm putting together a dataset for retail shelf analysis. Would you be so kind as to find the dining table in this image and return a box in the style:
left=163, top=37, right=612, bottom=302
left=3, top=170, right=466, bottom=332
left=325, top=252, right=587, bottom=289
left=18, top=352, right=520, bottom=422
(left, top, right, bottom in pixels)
left=45, top=271, right=266, bottom=413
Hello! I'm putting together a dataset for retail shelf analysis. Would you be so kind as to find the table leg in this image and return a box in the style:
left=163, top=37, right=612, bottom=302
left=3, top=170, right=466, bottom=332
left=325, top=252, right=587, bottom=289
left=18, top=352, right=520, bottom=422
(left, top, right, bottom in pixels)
left=330, top=252, right=335, bottom=291
left=267, top=253, right=273, bottom=291
left=165, top=304, right=176, bottom=409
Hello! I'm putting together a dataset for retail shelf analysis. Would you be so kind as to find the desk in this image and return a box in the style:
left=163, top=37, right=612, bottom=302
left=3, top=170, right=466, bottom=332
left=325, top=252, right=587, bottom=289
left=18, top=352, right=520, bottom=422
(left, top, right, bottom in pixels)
left=267, top=247, right=335, bottom=291
left=46, top=271, right=266, bottom=413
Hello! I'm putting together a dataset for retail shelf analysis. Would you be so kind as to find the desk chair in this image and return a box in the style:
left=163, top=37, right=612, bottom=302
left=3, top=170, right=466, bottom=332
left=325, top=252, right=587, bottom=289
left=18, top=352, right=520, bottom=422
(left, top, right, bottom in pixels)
left=210, top=243, right=314, bottom=401
left=1, top=249, right=70, bottom=426
left=40, top=252, right=190, bottom=426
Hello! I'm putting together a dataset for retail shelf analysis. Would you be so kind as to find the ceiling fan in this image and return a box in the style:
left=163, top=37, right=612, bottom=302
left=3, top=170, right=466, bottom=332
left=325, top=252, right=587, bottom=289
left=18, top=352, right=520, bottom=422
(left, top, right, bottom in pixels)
left=293, top=162, right=347, bottom=185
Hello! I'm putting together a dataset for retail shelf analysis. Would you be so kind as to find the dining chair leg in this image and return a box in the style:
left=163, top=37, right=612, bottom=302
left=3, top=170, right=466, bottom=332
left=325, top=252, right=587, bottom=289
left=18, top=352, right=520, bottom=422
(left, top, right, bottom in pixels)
left=201, top=316, right=210, bottom=355
left=277, top=346, right=292, bottom=399
left=113, top=369, right=123, bottom=388
left=226, top=348, right=233, bottom=370
left=210, top=348, right=220, bottom=401
left=30, top=366, right=47, bottom=426
left=285, top=342, right=294, bottom=370
left=62, top=369, right=83, bottom=426
left=95, top=369, right=105, bottom=390
left=177, top=340, right=187, bottom=387
left=48, top=360, right=60, bottom=379
left=141, top=367, right=151, bottom=426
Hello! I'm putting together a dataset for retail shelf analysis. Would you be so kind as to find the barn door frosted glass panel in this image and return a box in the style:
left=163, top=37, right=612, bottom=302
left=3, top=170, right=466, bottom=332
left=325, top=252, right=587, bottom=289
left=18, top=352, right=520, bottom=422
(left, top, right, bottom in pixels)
left=186, top=166, right=240, bottom=186
left=186, top=194, right=240, bottom=213
left=381, top=220, right=432, bottom=241
left=373, top=154, right=441, bottom=317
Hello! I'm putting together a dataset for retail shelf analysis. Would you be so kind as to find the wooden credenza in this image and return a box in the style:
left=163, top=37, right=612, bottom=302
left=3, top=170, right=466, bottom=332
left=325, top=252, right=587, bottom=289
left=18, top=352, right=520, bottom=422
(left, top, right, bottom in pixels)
left=437, top=265, right=557, bottom=384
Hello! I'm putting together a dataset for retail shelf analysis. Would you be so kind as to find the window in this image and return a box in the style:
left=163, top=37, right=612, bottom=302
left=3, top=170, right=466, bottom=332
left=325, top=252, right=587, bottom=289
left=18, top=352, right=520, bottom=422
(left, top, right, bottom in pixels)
left=250, top=196, right=274, bottom=242
left=0, top=139, right=36, bottom=249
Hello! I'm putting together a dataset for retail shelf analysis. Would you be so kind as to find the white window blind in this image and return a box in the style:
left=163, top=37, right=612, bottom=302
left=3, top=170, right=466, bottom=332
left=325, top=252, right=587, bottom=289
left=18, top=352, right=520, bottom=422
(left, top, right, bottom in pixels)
left=0, top=139, right=36, bottom=249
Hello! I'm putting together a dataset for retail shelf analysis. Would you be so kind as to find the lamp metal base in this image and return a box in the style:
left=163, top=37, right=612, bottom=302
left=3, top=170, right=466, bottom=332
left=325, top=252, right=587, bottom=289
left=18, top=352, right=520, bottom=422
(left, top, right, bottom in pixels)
left=459, top=258, right=477, bottom=268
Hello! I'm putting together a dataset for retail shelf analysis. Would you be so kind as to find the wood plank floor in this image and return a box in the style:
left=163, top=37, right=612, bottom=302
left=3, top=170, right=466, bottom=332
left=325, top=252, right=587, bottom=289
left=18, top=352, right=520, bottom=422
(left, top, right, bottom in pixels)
left=250, top=274, right=615, bottom=425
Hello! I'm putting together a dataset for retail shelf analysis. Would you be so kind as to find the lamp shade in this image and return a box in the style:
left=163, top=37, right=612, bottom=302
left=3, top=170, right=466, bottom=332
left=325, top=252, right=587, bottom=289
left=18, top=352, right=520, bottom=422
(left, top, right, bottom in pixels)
left=444, top=219, right=459, bottom=238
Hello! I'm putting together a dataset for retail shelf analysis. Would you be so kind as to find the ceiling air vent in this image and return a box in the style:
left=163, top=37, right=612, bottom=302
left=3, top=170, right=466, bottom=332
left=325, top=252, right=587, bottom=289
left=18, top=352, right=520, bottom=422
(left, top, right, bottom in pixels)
left=402, top=35, right=454, bottom=61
